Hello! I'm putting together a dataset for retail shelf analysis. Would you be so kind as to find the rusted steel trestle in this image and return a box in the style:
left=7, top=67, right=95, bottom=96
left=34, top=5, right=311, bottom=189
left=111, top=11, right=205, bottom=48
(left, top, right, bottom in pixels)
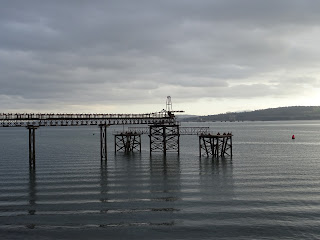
left=199, top=133, right=233, bottom=158
left=114, top=132, right=142, bottom=153
left=149, top=124, right=180, bottom=155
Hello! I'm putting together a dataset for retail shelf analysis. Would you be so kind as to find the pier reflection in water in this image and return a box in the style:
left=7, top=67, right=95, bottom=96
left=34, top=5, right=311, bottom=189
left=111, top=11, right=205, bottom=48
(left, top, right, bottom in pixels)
left=98, top=154, right=181, bottom=227
left=149, top=155, right=181, bottom=224
left=27, top=168, right=37, bottom=230
left=28, top=168, right=37, bottom=216
left=3, top=122, right=320, bottom=239
left=199, top=158, right=234, bottom=201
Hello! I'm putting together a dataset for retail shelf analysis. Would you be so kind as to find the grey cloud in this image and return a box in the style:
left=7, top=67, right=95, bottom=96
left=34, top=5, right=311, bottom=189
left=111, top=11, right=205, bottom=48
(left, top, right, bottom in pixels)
left=1, top=0, right=320, bottom=112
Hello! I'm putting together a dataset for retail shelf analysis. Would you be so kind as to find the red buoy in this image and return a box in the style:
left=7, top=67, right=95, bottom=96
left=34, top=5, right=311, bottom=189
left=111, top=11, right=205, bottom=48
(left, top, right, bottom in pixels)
left=292, top=135, right=295, bottom=140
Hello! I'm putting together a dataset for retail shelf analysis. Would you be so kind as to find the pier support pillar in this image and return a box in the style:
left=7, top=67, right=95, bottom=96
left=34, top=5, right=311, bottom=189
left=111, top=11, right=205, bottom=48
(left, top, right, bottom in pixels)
left=100, top=124, right=108, bottom=162
left=27, top=126, right=38, bottom=168
left=149, top=124, right=180, bottom=155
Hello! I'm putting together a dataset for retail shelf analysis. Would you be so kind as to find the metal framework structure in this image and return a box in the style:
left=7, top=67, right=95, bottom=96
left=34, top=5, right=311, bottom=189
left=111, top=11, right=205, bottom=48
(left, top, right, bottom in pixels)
left=149, top=124, right=180, bottom=155
left=0, top=111, right=177, bottom=165
left=0, top=112, right=175, bottom=127
left=199, top=133, right=233, bottom=158
left=128, top=126, right=209, bottom=135
left=114, top=132, right=141, bottom=153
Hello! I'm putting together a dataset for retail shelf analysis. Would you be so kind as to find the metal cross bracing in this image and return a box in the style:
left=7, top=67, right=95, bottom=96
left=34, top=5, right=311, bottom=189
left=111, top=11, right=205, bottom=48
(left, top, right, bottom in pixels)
left=149, top=124, right=180, bottom=155
left=0, top=112, right=175, bottom=127
left=199, top=133, right=233, bottom=158
left=128, top=126, right=210, bottom=135
left=114, top=132, right=142, bottom=153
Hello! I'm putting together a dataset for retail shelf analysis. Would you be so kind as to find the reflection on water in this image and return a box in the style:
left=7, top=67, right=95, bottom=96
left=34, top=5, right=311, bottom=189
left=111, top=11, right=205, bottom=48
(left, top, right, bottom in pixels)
left=199, top=157, right=233, bottom=175
left=97, top=154, right=181, bottom=227
left=28, top=168, right=37, bottom=216
left=2, top=122, right=320, bottom=239
left=199, top=158, right=235, bottom=201
left=27, top=167, right=36, bottom=229
left=150, top=154, right=181, bottom=193
left=149, top=155, right=181, bottom=225
left=100, top=161, right=108, bottom=195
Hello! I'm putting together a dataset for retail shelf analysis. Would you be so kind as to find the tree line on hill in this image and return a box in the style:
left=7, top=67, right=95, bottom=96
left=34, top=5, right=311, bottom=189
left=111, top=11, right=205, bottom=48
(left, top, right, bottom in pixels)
left=182, top=106, right=320, bottom=122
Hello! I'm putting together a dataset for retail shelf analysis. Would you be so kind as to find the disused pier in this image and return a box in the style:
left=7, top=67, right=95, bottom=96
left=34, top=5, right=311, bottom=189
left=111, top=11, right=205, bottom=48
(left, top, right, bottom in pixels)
left=115, top=126, right=233, bottom=159
left=0, top=111, right=177, bottom=167
left=1, top=111, right=233, bottom=167
left=114, top=126, right=210, bottom=155
left=199, top=133, right=233, bottom=158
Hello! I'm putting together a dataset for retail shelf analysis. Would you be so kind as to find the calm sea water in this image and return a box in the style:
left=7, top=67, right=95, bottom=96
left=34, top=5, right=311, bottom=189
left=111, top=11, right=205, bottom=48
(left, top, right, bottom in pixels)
left=1, top=121, right=320, bottom=239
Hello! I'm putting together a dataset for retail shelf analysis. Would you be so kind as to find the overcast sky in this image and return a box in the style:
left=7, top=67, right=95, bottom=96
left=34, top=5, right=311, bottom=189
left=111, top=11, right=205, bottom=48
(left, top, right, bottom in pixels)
left=1, top=0, right=320, bottom=115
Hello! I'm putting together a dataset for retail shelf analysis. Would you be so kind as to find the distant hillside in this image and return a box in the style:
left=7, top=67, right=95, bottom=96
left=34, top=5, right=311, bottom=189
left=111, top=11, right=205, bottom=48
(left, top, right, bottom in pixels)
left=175, top=114, right=198, bottom=120
left=183, top=106, right=320, bottom=122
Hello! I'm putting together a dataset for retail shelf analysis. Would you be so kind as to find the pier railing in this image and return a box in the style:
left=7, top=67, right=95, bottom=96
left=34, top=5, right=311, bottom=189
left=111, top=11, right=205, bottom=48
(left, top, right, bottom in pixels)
left=126, top=126, right=210, bottom=135
left=0, top=112, right=175, bottom=127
